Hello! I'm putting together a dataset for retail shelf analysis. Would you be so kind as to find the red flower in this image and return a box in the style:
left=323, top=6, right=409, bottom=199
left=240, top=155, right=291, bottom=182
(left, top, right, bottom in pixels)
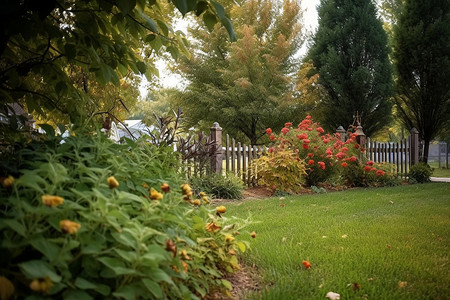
left=308, top=160, right=315, bottom=165
left=266, top=128, right=272, bottom=135
left=270, top=134, right=275, bottom=141
left=376, top=170, right=385, bottom=176
left=354, top=143, right=360, bottom=149
left=336, top=152, right=346, bottom=160
left=303, top=139, right=311, bottom=144
left=326, top=148, right=332, bottom=155
left=302, top=144, right=309, bottom=149
left=302, top=260, right=311, bottom=269
left=341, top=147, right=349, bottom=152
left=307, top=153, right=314, bottom=158
left=341, top=162, right=348, bottom=168
left=366, top=161, right=374, bottom=166
left=297, top=133, right=308, bottom=140
left=318, top=161, right=325, bottom=170
left=371, top=167, right=377, bottom=171
left=269, top=147, right=274, bottom=153
left=323, top=138, right=330, bottom=144
left=305, top=115, right=311, bottom=120
left=284, top=122, right=292, bottom=128
left=316, top=127, right=325, bottom=134
left=349, top=156, right=357, bottom=162
left=281, top=127, right=289, bottom=134
left=307, top=127, right=313, bottom=131
left=364, top=166, right=372, bottom=172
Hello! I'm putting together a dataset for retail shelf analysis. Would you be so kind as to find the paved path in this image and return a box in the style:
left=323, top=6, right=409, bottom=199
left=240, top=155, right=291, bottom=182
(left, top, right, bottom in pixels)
left=430, top=177, right=450, bottom=183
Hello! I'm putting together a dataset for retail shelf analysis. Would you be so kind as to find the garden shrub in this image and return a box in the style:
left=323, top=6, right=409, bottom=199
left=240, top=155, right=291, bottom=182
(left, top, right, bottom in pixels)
left=252, top=141, right=307, bottom=194
left=408, top=162, right=433, bottom=183
left=256, top=116, right=399, bottom=190
left=0, top=130, right=250, bottom=299
left=190, top=172, right=244, bottom=200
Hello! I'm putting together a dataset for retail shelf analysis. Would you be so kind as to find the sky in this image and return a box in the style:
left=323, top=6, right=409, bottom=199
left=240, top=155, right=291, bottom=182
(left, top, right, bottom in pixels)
left=140, top=0, right=321, bottom=95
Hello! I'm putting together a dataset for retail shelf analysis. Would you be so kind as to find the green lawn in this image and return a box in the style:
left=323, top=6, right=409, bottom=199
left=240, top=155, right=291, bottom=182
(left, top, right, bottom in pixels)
left=429, top=162, right=450, bottom=178
left=227, top=183, right=450, bottom=299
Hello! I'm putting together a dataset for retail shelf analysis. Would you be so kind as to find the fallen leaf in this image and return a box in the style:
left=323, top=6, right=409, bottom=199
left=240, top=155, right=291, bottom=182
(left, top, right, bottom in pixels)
left=302, top=260, right=311, bottom=269
left=352, top=282, right=361, bottom=291
left=398, top=281, right=407, bottom=288
left=281, top=237, right=287, bottom=243
left=280, top=203, right=285, bottom=207
left=389, top=201, right=394, bottom=204
left=326, top=291, right=340, bottom=300
left=341, top=234, right=348, bottom=239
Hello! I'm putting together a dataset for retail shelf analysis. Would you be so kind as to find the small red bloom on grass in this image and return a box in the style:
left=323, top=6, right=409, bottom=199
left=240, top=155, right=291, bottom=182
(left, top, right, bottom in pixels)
left=266, top=128, right=272, bottom=135
left=270, top=134, right=275, bottom=141
left=302, top=144, right=309, bottom=149
left=281, top=127, right=289, bottom=134
left=341, top=162, right=348, bottom=168
left=364, top=166, right=372, bottom=172
left=302, top=260, right=311, bottom=269
left=307, top=153, right=314, bottom=158
left=308, top=160, right=315, bottom=165
left=367, top=161, right=374, bottom=166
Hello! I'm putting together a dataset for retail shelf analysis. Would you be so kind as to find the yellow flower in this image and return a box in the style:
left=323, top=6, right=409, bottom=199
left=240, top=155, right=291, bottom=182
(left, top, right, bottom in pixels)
left=199, top=192, right=207, bottom=197
left=181, top=184, right=192, bottom=196
left=29, top=277, right=53, bottom=293
left=161, top=183, right=170, bottom=193
left=41, top=195, right=64, bottom=207
left=107, top=176, right=119, bottom=189
left=206, top=222, right=221, bottom=233
left=180, top=249, right=191, bottom=260
left=0, top=276, right=14, bottom=299
left=181, top=261, right=188, bottom=273
left=192, top=199, right=201, bottom=206
left=202, top=196, right=210, bottom=204
left=59, top=219, right=81, bottom=234
left=216, top=206, right=226, bottom=214
left=0, top=175, right=14, bottom=188
left=225, top=234, right=235, bottom=243
left=150, top=188, right=163, bottom=200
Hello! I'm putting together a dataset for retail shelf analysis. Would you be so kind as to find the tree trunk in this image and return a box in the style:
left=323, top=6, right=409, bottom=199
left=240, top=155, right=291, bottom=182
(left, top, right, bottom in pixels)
left=422, top=139, right=430, bottom=164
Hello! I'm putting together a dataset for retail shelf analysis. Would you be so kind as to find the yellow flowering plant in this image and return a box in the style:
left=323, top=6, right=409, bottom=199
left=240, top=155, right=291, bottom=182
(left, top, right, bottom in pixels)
left=0, top=131, right=252, bottom=299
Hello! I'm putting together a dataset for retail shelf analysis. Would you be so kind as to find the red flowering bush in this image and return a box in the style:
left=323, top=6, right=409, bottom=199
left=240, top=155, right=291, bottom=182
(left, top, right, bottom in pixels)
left=259, top=116, right=400, bottom=190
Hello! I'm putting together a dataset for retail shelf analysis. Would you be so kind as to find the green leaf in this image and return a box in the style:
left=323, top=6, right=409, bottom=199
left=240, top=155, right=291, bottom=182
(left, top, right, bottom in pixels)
left=221, top=279, right=232, bottom=291
left=149, top=36, right=163, bottom=52
left=74, top=277, right=110, bottom=296
left=113, top=285, right=137, bottom=300
left=30, top=237, right=61, bottom=261
left=157, top=20, right=170, bottom=36
left=150, top=268, right=173, bottom=284
left=195, top=1, right=209, bottom=16
left=220, top=17, right=236, bottom=42
left=145, top=34, right=156, bottom=42
left=139, top=12, right=158, bottom=33
left=211, top=1, right=225, bottom=19
left=98, top=257, right=137, bottom=275
left=63, top=290, right=94, bottom=300
left=19, top=260, right=62, bottom=282
left=117, top=0, right=136, bottom=16
left=64, top=44, right=77, bottom=59
left=237, top=241, right=246, bottom=253
left=202, top=12, right=217, bottom=32
left=141, top=279, right=163, bottom=298
left=38, top=123, right=55, bottom=137
left=1, top=219, right=26, bottom=237
left=167, top=46, right=179, bottom=60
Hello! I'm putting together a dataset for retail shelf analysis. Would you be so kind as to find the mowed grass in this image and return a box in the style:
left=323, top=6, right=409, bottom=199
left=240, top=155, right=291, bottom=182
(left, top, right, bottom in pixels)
left=429, top=162, right=450, bottom=178
left=226, top=183, right=450, bottom=299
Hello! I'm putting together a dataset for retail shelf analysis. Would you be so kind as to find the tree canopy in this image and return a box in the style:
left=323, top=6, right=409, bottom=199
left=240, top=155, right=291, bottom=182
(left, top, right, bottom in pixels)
left=170, top=0, right=305, bottom=145
left=307, top=0, right=393, bottom=137
left=0, top=0, right=234, bottom=130
left=392, top=0, right=450, bottom=162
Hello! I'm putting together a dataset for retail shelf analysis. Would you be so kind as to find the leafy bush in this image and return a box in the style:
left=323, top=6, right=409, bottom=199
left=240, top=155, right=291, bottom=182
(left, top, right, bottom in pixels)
left=0, top=131, right=250, bottom=299
left=409, top=162, right=433, bottom=183
left=252, top=142, right=306, bottom=194
left=190, top=172, right=244, bottom=199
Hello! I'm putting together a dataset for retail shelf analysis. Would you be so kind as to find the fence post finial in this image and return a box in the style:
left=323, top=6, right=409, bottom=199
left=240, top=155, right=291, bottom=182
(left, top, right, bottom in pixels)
left=410, top=128, right=419, bottom=165
left=210, top=122, right=223, bottom=174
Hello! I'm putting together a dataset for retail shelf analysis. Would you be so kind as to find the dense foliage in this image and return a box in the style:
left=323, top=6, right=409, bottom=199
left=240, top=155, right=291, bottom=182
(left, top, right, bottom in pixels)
left=190, top=172, right=244, bottom=200
left=0, top=132, right=251, bottom=299
left=408, top=162, right=433, bottom=183
left=171, top=0, right=305, bottom=144
left=392, top=0, right=450, bottom=162
left=0, top=0, right=234, bottom=131
left=307, top=0, right=393, bottom=137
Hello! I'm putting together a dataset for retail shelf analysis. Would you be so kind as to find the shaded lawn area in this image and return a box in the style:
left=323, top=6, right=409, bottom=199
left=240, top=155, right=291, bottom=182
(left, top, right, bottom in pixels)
left=227, top=183, right=450, bottom=299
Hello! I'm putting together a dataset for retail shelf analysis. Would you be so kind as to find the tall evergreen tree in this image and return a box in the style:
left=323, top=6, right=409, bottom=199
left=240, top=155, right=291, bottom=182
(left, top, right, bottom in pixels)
left=392, top=0, right=450, bottom=162
left=173, top=0, right=305, bottom=144
left=307, top=0, right=393, bottom=136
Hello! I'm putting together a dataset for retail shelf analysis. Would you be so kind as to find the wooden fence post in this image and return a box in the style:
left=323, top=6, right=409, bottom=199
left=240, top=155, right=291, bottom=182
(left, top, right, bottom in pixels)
left=210, top=122, right=223, bottom=174
left=410, top=128, right=419, bottom=165
left=336, top=126, right=346, bottom=142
